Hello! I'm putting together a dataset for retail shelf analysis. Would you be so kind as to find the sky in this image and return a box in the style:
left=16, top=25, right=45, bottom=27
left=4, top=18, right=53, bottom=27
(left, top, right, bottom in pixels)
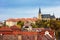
left=0, top=0, right=60, bottom=21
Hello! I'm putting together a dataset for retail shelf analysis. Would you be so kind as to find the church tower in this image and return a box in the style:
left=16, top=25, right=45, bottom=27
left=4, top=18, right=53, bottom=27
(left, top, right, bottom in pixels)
left=38, top=8, right=42, bottom=20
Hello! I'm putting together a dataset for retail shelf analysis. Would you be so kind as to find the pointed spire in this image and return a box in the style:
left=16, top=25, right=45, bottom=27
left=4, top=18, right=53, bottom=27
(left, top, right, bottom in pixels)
left=39, top=8, right=41, bottom=14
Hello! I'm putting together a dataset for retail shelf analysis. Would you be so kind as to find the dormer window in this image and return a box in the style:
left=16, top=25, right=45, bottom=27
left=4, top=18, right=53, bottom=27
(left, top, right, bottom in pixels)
left=25, top=26, right=29, bottom=28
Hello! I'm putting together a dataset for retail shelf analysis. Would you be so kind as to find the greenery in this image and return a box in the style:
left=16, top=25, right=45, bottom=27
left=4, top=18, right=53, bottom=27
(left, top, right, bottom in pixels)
left=17, top=21, right=24, bottom=28
left=34, top=20, right=60, bottom=40
left=34, top=20, right=50, bottom=28
left=16, top=20, right=60, bottom=30
left=16, top=19, right=60, bottom=40
left=50, top=20, right=60, bottom=40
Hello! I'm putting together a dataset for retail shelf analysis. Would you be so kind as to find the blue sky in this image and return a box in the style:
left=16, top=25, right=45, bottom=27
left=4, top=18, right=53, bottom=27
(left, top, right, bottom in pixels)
left=0, top=0, right=60, bottom=21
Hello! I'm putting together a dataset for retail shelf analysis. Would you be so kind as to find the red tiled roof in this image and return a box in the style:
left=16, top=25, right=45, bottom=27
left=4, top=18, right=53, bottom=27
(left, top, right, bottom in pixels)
left=6, top=18, right=38, bottom=22
left=10, top=25, right=20, bottom=30
left=0, top=27, right=12, bottom=32
left=0, top=26, right=54, bottom=38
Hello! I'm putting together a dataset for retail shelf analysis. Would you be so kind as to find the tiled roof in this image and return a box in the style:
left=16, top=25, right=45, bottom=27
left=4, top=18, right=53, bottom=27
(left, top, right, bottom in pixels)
left=50, top=15, right=55, bottom=18
left=42, top=14, right=50, bottom=18
left=10, top=25, right=20, bottom=30
left=42, top=14, right=55, bottom=18
left=0, top=27, right=12, bottom=32
left=0, top=27, right=54, bottom=38
left=6, top=18, right=38, bottom=22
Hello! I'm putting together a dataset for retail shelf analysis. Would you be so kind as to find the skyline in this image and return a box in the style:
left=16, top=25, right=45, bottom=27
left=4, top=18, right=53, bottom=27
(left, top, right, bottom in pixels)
left=0, top=0, right=60, bottom=21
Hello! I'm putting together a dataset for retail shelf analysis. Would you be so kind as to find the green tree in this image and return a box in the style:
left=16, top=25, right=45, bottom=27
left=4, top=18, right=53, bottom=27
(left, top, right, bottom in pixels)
left=17, top=21, right=24, bottom=28
left=35, top=20, right=50, bottom=28
left=50, top=20, right=60, bottom=40
left=35, top=20, right=43, bottom=28
left=31, top=23, right=37, bottom=28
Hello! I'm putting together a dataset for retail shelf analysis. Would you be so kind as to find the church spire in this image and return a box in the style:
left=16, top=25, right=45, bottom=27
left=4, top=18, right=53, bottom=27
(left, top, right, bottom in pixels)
left=38, top=8, right=42, bottom=20
left=39, top=8, right=41, bottom=14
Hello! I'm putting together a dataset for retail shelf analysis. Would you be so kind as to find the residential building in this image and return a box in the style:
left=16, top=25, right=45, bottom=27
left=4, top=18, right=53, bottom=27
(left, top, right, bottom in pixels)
left=0, top=26, right=55, bottom=40
left=5, top=18, right=37, bottom=27
left=6, top=19, right=17, bottom=27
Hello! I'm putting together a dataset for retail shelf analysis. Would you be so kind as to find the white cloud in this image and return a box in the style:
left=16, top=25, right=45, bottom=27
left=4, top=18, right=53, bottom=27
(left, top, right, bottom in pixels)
left=41, top=6, right=60, bottom=18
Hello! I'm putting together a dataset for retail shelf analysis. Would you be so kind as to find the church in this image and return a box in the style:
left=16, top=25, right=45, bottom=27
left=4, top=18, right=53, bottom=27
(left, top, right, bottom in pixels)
left=38, top=8, right=56, bottom=21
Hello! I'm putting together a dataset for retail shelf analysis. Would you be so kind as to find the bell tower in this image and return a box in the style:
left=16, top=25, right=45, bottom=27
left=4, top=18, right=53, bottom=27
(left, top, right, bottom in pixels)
left=38, top=8, right=42, bottom=20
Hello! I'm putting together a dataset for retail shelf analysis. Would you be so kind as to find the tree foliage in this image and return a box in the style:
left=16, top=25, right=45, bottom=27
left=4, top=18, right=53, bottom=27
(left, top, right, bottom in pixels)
left=35, top=20, right=50, bottom=28
left=17, top=21, right=24, bottom=28
left=50, top=20, right=60, bottom=30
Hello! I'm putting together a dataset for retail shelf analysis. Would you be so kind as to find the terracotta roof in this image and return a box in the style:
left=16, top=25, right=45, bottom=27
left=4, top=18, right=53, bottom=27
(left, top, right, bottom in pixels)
left=22, top=32, right=37, bottom=35
left=6, top=18, right=38, bottom=22
left=10, top=25, right=20, bottom=30
left=0, top=27, right=54, bottom=38
left=0, top=27, right=12, bottom=32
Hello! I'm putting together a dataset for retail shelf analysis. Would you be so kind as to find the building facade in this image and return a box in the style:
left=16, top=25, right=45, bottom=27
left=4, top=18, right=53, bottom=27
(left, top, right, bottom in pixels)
left=38, top=8, right=56, bottom=21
